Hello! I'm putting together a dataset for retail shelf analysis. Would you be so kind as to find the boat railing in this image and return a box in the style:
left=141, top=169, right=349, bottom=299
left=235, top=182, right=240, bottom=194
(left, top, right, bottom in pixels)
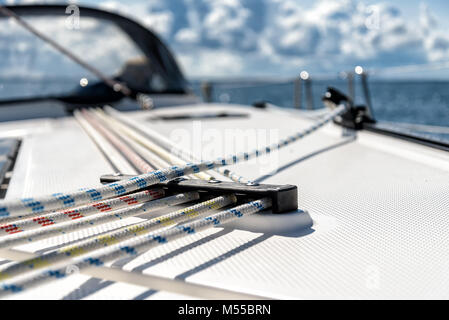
left=197, top=66, right=374, bottom=113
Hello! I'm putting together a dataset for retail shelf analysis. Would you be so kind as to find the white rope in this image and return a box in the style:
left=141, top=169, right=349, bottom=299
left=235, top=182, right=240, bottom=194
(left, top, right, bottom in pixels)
left=0, top=198, right=271, bottom=296
left=104, top=105, right=246, bottom=182
left=94, top=108, right=212, bottom=180
left=90, top=109, right=197, bottom=180
left=0, top=192, right=199, bottom=249
left=0, top=189, right=164, bottom=234
left=0, top=105, right=346, bottom=218
left=74, top=110, right=138, bottom=175
left=0, top=194, right=236, bottom=281
left=80, top=109, right=155, bottom=173
left=92, top=110, right=171, bottom=169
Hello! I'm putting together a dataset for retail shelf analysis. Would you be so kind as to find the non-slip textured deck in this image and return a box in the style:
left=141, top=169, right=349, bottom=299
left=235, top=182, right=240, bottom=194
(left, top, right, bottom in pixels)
left=2, top=103, right=449, bottom=299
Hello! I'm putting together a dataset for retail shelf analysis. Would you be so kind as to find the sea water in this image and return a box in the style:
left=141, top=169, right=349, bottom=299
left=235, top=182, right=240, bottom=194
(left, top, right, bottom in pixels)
left=1, top=78, right=448, bottom=141
left=191, top=79, right=449, bottom=142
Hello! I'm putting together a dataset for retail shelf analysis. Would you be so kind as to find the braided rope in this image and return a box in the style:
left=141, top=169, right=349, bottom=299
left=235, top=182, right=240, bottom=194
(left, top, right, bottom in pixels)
left=93, top=108, right=213, bottom=180
left=0, top=189, right=163, bottom=235
left=0, top=198, right=271, bottom=296
left=81, top=109, right=155, bottom=173
left=0, top=195, right=236, bottom=281
left=0, top=192, right=199, bottom=249
left=91, top=108, right=201, bottom=180
left=0, top=105, right=345, bottom=218
left=74, top=110, right=138, bottom=175
left=93, top=110, right=172, bottom=170
left=103, top=106, right=244, bottom=182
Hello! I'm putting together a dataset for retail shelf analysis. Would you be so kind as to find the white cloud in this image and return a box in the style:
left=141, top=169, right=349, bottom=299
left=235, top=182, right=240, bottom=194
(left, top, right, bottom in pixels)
left=177, top=49, right=244, bottom=77
left=175, top=28, right=200, bottom=44
left=419, top=4, right=449, bottom=62
left=3, top=0, right=449, bottom=77
left=0, top=14, right=144, bottom=78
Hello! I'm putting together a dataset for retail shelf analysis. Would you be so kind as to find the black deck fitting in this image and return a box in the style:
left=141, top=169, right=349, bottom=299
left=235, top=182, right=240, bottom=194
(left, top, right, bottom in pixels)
left=322, top=87, right=375, bottom=130
left=100, top=174, right=298, bottom=214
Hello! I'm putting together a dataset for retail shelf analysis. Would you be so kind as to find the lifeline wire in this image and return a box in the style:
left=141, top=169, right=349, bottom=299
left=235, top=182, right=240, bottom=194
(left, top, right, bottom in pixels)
left=0, top=195, right=236, bottom=281
left=0, top=192, right=199, bottom=249
left=0, top=104, right=346, bottom=218
left=0, top=189, right=163, bottom=235
left=0, top=198, right=271, bottom=295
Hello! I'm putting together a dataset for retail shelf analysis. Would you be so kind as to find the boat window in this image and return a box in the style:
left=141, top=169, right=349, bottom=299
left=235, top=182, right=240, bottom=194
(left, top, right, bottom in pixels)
left=0, top=15, right=171, bottom=101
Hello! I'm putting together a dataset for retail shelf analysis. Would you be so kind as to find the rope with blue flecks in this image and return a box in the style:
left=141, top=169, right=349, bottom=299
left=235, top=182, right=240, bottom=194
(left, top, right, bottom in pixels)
left=0, top=198, right=270, bottom=296
left=0, top=105, right=345, bottom=219
left=0, top=189, right=163, bottom=234
left=0, top=192, right=199, bottom=249
left=84, top=108, right=210, bottom=180
left=100, top=106, right=227, bottom=181
left=102, top=106, right=272, bottom=183
left=0, top=194, right=236, bottom=282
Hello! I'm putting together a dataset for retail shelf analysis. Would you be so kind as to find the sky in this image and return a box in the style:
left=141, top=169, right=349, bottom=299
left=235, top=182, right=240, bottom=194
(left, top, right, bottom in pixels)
left=2, top=0, right=449, bottom=79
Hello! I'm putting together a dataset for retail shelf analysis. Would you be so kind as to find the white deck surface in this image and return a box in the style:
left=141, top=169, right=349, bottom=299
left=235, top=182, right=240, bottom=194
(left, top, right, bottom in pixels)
left=1, top=103, right=449, bottom=299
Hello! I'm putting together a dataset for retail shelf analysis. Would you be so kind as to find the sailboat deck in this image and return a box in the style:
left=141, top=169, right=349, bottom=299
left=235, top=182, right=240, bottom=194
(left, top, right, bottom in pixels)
left=1, top=103, right=449, bottom=299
